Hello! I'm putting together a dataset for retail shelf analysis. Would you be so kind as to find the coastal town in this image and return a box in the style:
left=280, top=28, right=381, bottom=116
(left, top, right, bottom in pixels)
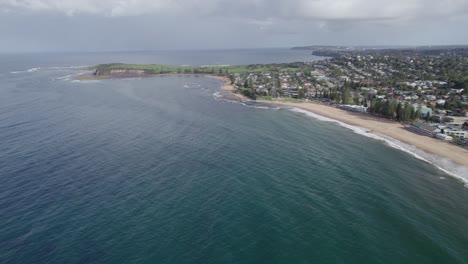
left=226, top=52, right=468, bottom=149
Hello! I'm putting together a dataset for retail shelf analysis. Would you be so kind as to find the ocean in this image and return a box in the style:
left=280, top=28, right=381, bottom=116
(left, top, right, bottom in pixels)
left=0, top=49, right=467, bottom=263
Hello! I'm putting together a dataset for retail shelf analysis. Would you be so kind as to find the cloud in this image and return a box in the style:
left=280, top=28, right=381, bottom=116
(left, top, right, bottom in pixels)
left=0, top=0, right=467, bottom=52
left=1, top=0, right=467, bottom=21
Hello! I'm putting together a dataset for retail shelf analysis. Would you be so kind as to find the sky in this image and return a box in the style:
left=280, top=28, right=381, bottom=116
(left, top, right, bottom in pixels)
left=1, top=0, right=468, bottom=52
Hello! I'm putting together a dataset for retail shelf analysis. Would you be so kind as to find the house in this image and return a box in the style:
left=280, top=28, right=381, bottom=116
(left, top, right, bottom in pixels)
left=450, top=88, right=464, bottom=94
left=444, top=130, right=467, bottom=140
left=412, top=104, right=432, bottom=117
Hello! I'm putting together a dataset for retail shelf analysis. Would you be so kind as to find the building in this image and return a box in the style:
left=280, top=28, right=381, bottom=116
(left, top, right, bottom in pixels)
left=338, top=105, right=368, bottom=113
left=444, top=130, right=467, bottom=140
left=413, top=104, right=432, bottom=117
left=436, top=133, right=453, bottom=140
left=443, top=116, right=468, bottom=125
left=408, top=122, right=439, bottom=137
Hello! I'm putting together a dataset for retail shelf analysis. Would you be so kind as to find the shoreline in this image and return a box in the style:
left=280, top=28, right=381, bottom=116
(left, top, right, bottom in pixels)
left=262, top=100, right=468, bottom=181
left=76, top=72, right=249, bottom=100
left=213, top=77, right=468, bottom=176
left=76, top=72, right=467, bottom=179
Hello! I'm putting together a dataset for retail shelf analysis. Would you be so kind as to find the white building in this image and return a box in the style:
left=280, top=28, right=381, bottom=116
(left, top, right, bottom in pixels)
left=436, top=133, right=453, bottom=140
left=445, top=130, right=467, bottom=140
left=339, top=105, right=368, bottom=113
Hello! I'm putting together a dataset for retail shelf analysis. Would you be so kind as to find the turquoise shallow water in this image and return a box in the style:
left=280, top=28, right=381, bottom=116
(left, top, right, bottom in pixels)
left=1, top=51, right=468, bottom=263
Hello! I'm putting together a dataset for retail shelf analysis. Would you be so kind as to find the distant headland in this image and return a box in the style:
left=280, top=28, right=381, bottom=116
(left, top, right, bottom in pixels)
left=291, top=45, right=468, bottom=58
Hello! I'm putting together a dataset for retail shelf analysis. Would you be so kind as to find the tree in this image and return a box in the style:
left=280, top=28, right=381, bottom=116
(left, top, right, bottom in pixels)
left=382, top=101, right=390, bottom=117
left=228, top=74, right=235, bottom=85
left=298, top=88, right=305, bottom=99
left=335, top=93, right=342, bottom=104
left=425, top=112, right=431, bottom=122
left=402, top=103, right=412, bottom=122
left=396, top=102, right=403, bottom=121
left=342, top=87, right=352, bottom=104
left=410, top=107, right=416, bottom=121
left=414, top=110, right=421, bottom=120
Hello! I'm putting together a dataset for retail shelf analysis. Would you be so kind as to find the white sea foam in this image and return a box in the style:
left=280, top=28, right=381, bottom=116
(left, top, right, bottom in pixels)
left=44, top=65, right=90, bottom=70
left=27, top=67, right=40, bottom=72
left=212, top=92, right=222, bottom=99
left=288, top=107, right=468, bottom=184
left=10, top=65, right=90, bottom=74
left=71, top=80, right=101, bottom=84
left=55, top=74, right=75, bottom=81
left=10, top=67, right=40, bottom=74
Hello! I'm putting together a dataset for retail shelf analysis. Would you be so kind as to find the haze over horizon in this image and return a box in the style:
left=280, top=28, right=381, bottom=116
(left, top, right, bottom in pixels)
left=1, top=0, right=468, bottom=52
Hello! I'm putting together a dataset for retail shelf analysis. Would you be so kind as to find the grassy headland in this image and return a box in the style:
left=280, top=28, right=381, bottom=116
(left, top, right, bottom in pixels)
left=88, top=62, right=308, bottom=76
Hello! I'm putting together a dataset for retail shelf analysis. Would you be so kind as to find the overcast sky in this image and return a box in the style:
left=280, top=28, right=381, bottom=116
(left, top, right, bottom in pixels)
left=1, top=0, right=468, bottom=52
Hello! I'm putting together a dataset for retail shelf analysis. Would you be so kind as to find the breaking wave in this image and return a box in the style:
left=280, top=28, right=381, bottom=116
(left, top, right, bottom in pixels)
left=288, top=107, right=468, bottom=185
left=10, top=65, right=90, bottom=74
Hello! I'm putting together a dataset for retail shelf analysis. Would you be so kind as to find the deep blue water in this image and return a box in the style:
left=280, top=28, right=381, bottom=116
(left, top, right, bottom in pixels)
left=1, top=50, right=468, bottom=263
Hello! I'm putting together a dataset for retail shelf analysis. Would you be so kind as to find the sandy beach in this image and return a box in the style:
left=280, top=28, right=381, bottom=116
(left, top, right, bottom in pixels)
left=267, top=100, right=468, bottom=167
left=214, top=78, right=467, bottom=168
left=209, top=76, right=247, bottom=100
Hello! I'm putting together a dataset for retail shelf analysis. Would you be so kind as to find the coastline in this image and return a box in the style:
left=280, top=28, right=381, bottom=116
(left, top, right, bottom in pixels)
left=209, top=75, right=248, bottom=100
left=212, top=81, right=468, bottom=180
left=76, top=72, right=249, bottom=100
left=262, top=100, right=468, bottom=180
left=76, top=72, right=467, bottom=179
left=213, top=77, right=468, bottom=171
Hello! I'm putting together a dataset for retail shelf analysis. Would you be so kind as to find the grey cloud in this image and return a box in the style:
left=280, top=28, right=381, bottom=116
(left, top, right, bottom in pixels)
left=2, top=0, right=468, bottom=20
left=0, top=0, right=467, bottom=52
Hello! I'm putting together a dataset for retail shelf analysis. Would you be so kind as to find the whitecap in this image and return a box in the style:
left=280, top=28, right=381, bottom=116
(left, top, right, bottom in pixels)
left=212, top=92, right=222, bottom=99
left=71, top=80, right=101, bottom=84
left=56, top=74, right=74, bottom=81
left=10, top=68, right=40, bottom=74
left=27, top=67, right=40, bottom=72
left=11, top=65, right=90, bottom=74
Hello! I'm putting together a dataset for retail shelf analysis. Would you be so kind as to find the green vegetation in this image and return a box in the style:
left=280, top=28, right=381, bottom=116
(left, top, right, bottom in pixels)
left=256, top=95, right=273, bottom=101
left=369, top=100, right=419, bottom=122
left=92, top=62, right=308, bottom=77
left=93, top=63, right=228, bottom=75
